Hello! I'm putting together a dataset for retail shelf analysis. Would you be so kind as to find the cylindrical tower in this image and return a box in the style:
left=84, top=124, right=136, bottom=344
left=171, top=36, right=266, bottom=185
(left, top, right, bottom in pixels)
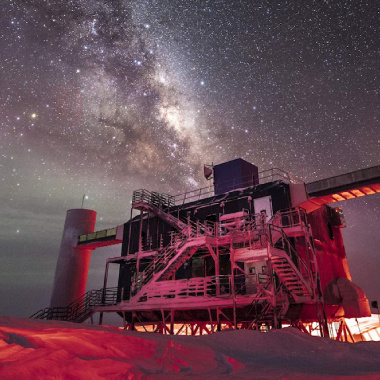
left=50, top=209, right=97, bottom=307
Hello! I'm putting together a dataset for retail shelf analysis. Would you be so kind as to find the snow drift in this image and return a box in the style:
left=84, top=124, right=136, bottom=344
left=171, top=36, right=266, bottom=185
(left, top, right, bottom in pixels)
left=0, top=316, right=379, bottom=379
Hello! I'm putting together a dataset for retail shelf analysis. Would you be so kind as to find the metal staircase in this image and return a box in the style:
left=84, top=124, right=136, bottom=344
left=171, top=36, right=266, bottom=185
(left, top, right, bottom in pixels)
left=30, top=288, right=118, bottom=323
left=31, top=186, right=328, bottom=333
left=131, top=207, right=316, bottom=305
left=251, top=303, right=282, bottom=329
left=268, top=224, right=313, bottom=303
left=245, top=283, right=290, bottom=329
left=133, top=247, right=200, bottom=301
left=270, top=255, right=312, bottom=302
left=132, top=189, right=215, bottom=238
left=132, top=227, right=216, bottom=297
left=132, top=236, right=201, bottom=296
left=132, top=189, right=190, bottom=234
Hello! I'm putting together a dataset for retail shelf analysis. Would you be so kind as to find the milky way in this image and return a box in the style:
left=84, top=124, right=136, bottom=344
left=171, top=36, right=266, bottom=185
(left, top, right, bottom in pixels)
left=1, top=1, right=379, bottom=316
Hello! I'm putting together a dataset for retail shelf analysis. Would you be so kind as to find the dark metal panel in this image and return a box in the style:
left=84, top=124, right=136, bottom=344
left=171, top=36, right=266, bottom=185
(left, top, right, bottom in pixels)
left=306, top=165, right=380, bottom=197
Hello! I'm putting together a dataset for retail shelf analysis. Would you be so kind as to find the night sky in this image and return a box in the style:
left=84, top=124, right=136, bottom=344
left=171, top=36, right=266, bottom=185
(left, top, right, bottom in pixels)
left=1, top=1, right=379, bottom=317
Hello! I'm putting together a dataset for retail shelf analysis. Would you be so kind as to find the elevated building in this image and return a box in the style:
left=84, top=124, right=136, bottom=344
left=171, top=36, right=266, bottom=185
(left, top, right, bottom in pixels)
left=32, top=159, right=380, bottom=340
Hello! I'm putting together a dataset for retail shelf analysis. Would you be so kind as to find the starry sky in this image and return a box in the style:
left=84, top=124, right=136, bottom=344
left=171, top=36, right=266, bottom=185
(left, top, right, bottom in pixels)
left=1, top=0, right=379, bottom=317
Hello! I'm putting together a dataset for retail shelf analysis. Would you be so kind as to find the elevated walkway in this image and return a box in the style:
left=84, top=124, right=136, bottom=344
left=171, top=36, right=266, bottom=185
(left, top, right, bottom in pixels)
left=76, top=225, right=124, bottom=250
left=95, top=293, right=266, bottom=313
left=304, top=165, right=380, bottom=207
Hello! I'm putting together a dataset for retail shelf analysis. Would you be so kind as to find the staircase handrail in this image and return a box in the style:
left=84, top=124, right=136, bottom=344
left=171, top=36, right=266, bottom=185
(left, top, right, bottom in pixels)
left=143, top=237, right=187, bottom=278
left=30, top=306, right=71, bottom=320
left=268, top=224, right=313, bottom=285
left=132, top=189, right=215, bottom=238
left=30, top=287, right=118, bottom=321
left=177, top=214, right=216, bottom=238
left=129, top=235, right=191, bottom=296
left=131, top=211, right=217, bottom=292
left=245, top=281, right=272, bottom=322
left=221, top=212, right=264, bottom=235
left=246, top=279, right=291, bottom=329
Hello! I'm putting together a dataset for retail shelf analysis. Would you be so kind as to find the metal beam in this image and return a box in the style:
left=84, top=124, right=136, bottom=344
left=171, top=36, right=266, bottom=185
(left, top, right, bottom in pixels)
left=306, top=165, right=380, bottom=198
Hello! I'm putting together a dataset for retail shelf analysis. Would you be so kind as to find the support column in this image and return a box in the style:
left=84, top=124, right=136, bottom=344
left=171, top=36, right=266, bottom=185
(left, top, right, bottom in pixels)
left=267, top=228, right=278, bottom=330
left=122, top=312, right=126, bottom=329
left=170, top=310, right=175, bottom=335
left=102, top=261, right=110, bottom=303
left=138, top=210, right=144, bottom=253
left=131, top=312, right=136, bottom=331
left=230, top=246, right=237, bottom=329
left=207, top=244, right=220, bottom=295
left=127, top=208, right=133, bottom=255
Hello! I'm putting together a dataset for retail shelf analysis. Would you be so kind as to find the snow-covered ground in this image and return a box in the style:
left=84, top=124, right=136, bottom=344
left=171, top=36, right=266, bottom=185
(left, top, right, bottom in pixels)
left=1, top=316, right=380, bottom=379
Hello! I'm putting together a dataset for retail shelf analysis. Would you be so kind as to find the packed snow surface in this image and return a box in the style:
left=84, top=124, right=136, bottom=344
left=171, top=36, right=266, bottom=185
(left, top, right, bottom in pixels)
left=0, top=317, right=380, bottom=379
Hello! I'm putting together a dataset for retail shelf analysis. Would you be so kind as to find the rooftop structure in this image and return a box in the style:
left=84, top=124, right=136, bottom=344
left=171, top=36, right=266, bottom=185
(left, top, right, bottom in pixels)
left=32, top=158, right=380, bottom=340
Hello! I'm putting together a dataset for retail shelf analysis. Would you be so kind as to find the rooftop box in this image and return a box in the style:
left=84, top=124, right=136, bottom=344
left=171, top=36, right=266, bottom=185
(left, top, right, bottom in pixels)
left=213, top=158, right=259, bottom=195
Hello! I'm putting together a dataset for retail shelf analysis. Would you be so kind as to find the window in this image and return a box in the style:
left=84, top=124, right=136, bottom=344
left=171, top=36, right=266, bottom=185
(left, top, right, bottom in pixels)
left=249, top=267, right=256, bottom=274
left=262, top=266, right=267, bottom=273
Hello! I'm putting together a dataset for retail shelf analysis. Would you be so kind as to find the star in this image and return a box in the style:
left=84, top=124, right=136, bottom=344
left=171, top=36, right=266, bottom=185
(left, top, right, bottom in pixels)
left=0, top=0, right=379, bottom=318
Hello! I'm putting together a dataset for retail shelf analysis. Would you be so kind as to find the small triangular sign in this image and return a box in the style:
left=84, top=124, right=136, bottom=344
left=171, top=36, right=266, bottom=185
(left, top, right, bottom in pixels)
left=204, top=165, right=213, bottom=180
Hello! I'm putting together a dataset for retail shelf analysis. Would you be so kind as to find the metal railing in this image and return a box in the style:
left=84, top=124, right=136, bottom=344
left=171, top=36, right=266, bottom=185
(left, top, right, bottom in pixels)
left=270, top=207, right=307, bottom=228
left=78, top=227, right=118, bottom=244
left=173, top=168, right=303, bottom=205
left=142, top=276, right=221, bottom=300
left=132, top=189, right=175, bottom=208
left=258, top=168, right=303, bottom=185
left=177, top=214, right=216, bottom=238
left=132, top=189, right=212, bottom=237
left=30, top=287, right=118, bottom=322
left=134, top=217, right=216, bottom=292
left=224, top=212, right=265, bottom=232
left=139, top=274, right=269, bottom=301
left=132, top=235, right=189, bottom=294
left=132, top=168, right=303, bottom=208
left=246, top=285, right=290, bottom=329
left=130, top=207, right=313, bottom=301
left=174, top=184, right=214, bottom=205
left=268, top=224, right=313, bottom=287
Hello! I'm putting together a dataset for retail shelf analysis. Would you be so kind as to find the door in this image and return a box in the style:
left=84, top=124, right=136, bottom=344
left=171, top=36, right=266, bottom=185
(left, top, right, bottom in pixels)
left=253, top=196, right=273, bottom=221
